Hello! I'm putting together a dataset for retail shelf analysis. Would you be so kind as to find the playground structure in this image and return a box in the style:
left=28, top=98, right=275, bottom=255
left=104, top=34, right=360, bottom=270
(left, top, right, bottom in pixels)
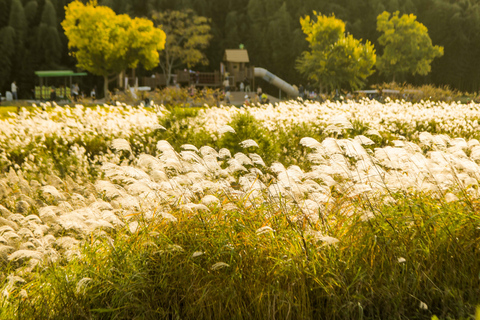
left=137, top=48, right=299, bottom=99
left=253, top=67, right=298, bottom=97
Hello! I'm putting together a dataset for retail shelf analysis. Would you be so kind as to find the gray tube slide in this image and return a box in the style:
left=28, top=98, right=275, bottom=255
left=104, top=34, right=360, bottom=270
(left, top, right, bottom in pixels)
left=254, top=67, right=299, bottom=97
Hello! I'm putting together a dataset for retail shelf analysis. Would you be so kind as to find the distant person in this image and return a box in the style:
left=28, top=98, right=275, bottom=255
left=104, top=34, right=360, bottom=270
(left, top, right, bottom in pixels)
left=244, top=78, right=251, bottom=92
left=225, top=91, right=231, bottom=104
left=189, top=84, right=196, bottom=97
left=306, top=82, right=312, bottom=96
left=244, top=94, right=250, bottom=106
left=90, top=86, right=96, bottom=100
left=213, top=90, right=219, bottom=107
left=298, top=84, right=305, bottom=99
left=72, top=83, right=79, bottom=101
left=11, top=81, right=18, bottom=100
left=239, top=82, right=245, bottom=92
left=50, top=86, right=56, bottom=102
left=257, top=86, right=262, bottom=99
left=261, top=93, right=268, bottom=104
left=223, top=78, right=230, bottom=92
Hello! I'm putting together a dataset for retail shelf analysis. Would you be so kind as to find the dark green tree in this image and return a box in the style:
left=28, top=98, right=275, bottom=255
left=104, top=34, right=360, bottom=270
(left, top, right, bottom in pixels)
left=376, top=11, right=443, bottom=82
left=100, top=0, right=130, bottom=14
left=9, top=0, right=27, bottom=46
left=24, top=1, right=39, bottom=26
left=0, top=27, right=16, bottom=90
left=0, top=0, right=9, bottom=28
left=8, top=0, right=27, bottom=87
left=266, top=2, right=304, bottom=81
left=38, top=0, right=62, bottom=68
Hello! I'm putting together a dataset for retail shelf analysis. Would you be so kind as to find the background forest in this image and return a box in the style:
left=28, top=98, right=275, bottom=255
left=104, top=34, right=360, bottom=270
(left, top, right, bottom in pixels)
left=0, top=0, right=479, bottom=98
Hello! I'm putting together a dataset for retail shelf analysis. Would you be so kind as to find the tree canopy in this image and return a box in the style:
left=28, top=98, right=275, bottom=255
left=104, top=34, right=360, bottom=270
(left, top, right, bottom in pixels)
left=152, top=9, right=212, bottom=86
left=376, top=11, right=444, bottom=82
left=62, top=0, right=166, bottom=97
left=296, top=12, right=376, bottom=92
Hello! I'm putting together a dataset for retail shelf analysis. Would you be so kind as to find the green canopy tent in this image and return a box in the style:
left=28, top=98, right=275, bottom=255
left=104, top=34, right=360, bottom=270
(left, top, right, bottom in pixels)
left=34, top=70, right=87, bottom=100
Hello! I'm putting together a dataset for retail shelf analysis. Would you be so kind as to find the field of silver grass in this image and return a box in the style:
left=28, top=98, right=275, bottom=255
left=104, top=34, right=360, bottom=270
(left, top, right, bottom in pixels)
left=1, top=98, right=480, bottom=307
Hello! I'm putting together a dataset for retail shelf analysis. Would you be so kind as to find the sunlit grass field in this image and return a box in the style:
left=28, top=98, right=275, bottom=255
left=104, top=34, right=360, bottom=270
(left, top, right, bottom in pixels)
left=1, top=99, right=480, bottom=319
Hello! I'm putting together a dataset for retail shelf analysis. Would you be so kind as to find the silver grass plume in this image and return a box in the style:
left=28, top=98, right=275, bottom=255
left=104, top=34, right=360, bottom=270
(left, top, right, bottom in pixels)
left=211, top=262, right=230, bottom=270
left=8, top=250, right=43, bottom=262
left=249, top=153, right=265, bottom=166
left=201, top=195, right=220, bottom=206
left=181, top=144, right=199, bottom=152
left=218, top=125, right=236, bottom=134
left=41, top=185, right=65, bottom=201
left=200, top=146, right=219, bottom=158
left=354, top=135, right=374, bottom=145
left=218, top=148, right=232, bottom=159
left=111, top=138, right=132, bottom=153
left=234, top=153, right=254, bottom=166
left=256, top=226, right=274, bottom=235
left=300, top=137, right=322, bottom=149
left=240, top=139, right=259, bottom=148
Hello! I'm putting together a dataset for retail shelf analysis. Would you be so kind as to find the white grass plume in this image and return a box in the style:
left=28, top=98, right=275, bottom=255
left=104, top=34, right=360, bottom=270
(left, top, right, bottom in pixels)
left=156, top=140, right=175, bottom=153
left=41, top=185, right=65, bottom=201
left=76, top=277, right=92, bottom=294
left=218, top=148, right=232, bottom=159
left=211, top=262, right=230, bottom=270
left=318, top=235, right=340, bottom=246
left=201, top=195, right=220, bottom=206
left=234, top=153, right=254, bottom=166
left=200, top=146, right=219, bottom=158
left=300, top=137, right=322, bottom=149
left=192, top=251, right=204, bottom=258
left=95, top=180, right=125, bottom=199
left=180, top=203, right=210, bottom=213
left=256, top=226, right=274, bottom=235
left=8, top=250, right=43, bottom=262
left=227, top=158, right=247, bottom=173
left=218, top=125, right=236, bottom=134
left=0, top=226, right=16, bottom=235
left=322, top=138, right=343, bottom=154
left=111, top=138, right=132, bottom=153
left=354, top=135, right=375, bottom=145
left=249, top=153, right=266, bottom=166
left=181, top=144, right=199, bottom=152
left=239, top=139, right=259, bottom=148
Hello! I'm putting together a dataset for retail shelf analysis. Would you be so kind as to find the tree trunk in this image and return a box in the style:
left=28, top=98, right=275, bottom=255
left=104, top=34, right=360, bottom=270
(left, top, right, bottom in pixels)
left=104, top=75, right=109, bottom=101
left=166, top=71, right=171, bottom=87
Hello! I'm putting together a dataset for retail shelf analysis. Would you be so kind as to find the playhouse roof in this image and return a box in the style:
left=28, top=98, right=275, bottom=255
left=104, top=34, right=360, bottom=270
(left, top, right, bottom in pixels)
left=35, top=70, right=88, bottom=77
left=224, top=49, right=249, bottom=63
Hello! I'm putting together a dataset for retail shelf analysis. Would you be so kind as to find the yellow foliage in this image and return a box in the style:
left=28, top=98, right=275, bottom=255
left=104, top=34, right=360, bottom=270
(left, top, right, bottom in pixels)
left=62, top=1, right=166, bottom=77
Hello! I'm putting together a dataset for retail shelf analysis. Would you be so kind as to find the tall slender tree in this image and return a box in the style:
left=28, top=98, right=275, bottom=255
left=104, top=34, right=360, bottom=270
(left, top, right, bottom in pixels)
left=38, top=0, right=62, bottom=68
left=152, top=9, right=212, bottom=85
left=0, top=27, right=16, bottom=90
left=8, top=0, right=27, bottom=90
left=0, top=0, right=9, bottom=28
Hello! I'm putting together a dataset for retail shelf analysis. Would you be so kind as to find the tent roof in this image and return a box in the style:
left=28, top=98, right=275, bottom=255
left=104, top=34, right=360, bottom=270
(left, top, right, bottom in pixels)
left=224, top=49, right=249, bottom=63
left=35, top=70, right=88, bottom=77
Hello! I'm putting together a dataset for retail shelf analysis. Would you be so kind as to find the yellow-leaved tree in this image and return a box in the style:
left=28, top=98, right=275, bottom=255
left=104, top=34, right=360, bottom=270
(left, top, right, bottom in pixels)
left=62, top=0, right=166, bottom=98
